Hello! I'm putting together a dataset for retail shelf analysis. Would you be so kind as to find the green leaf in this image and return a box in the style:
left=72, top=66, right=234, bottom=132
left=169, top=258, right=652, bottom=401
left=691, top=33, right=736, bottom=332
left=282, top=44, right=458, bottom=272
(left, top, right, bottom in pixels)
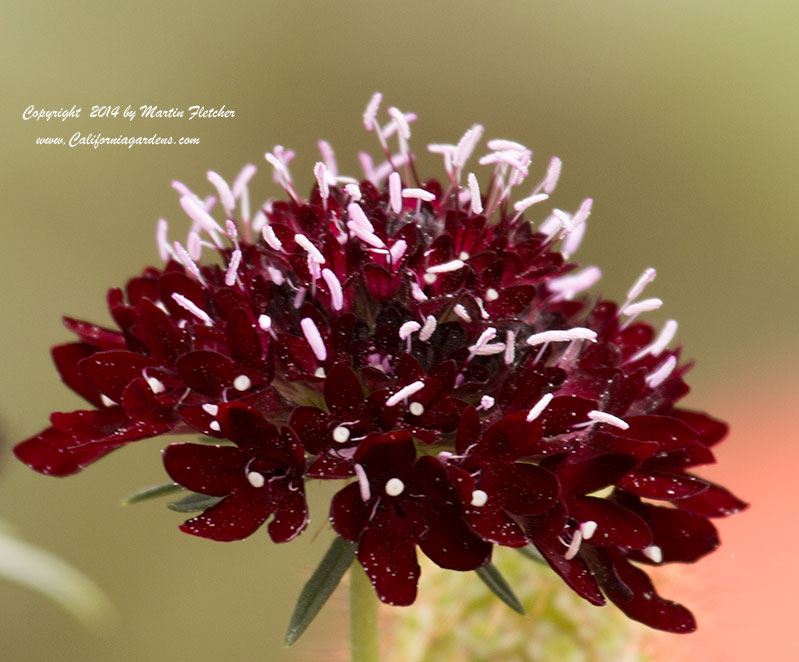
left=122, top=482, right=183, bottom=505
left=517, top=544, right=547, bottom=565
left=166, top=492, right=224, bottom=513
left=475, top=562, right=526, bottom=615
left=285, top=536, right=356, bottom=646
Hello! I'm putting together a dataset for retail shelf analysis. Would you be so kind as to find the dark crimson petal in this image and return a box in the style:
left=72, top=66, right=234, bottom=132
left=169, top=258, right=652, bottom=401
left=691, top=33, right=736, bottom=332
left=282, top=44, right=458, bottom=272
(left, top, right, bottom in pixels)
left=225, top=307, right=263, bottom=367
left=675, top=481, right=748, bottom=518
left=485, top=284, right=536, bottom=316
left=586, top=548, right=696, bottom=633
left=289, top=406, right=332, bottom=454
left=179, top=490, right=273, bottom=542
left=176, top=350, right=240, bottom=397
left=62, top=316, right=126, bottom=350
left=418, top=500, right=492, bottom=571
left=325, top=363, right=367, bottom=420
left=568, top=496, right=652, bottom=549
left=455, top=406, right=481, bottom=454
left=50, top=407, right=172, bottom=445
left=362, top=263, right=401, bottom=300
left=139, top=298, right=183, bottom=366
left=307, top=452, right=355, bottom=479
left=557, top=453, right=636, bottom=495
left=514, top=500, right=569, bottom=541
left=478, top=411, right=543, bottom=460
left=669, top=409, right=729, bottom=447
left=499, top=463, right=560, bottom=515
left=618, top=471, right=709, bottom=500
left=14, top=427, right=121, bottom=476
left=120, top=378, right=177, bottom=426
left=78, top=350, right=158, bottom=402
left=178, top=404, right=225, bottom=438
left=163, top=443, right=245, bottom=495
left=267, top=480, right=309, bottom=542
left=354, top=430, right=415, bottom=480
left=637, top=505, right=719, bottom=563
left=540, top=396, right=596, bottom=436
left=219, top=403, right=283, bottom=459
left=51, top=343, right=104, bottom=407
left=357, top=505, right=421, bottom=606
left=159, top=271, right=208, bottom=319
left=534, top=537, right=606, bottom=606
left=463, top=494, right=528, bottom=547
left=415, top=397, right=465, bottom=433
left=620, top=416, right=698, bottom=452
left=330, top=482, right=371, bottom=542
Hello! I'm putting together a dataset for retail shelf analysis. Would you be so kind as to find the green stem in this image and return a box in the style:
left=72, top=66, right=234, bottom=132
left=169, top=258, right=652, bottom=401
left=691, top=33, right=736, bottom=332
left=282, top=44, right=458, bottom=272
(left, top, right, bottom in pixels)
left=350, top=563, right=379, bottom=662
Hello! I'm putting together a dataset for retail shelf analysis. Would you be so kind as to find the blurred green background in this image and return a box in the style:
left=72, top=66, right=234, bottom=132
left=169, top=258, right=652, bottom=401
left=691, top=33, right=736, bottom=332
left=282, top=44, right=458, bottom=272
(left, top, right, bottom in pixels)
left=1, top=1, right=797, bottom=660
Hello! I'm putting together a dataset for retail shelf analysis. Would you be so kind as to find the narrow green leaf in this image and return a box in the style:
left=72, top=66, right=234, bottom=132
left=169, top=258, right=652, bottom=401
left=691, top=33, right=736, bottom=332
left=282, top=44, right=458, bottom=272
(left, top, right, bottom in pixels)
left=122, top=482, right=183, bottom=505
left=517, top=544, right=547, bottom=565
left=166, top=493, right=224, bottom=513
left=475, top=562, right=526, bottom=615
left=285, top=536, right=356, bottom=646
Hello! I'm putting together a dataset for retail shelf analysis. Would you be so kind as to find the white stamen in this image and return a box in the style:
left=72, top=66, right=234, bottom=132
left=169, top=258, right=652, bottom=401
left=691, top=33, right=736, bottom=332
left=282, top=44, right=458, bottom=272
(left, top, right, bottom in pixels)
left=419, top=315, right=437, bottom=341
left=631, top=319, right=679, bottom=361
left=459, top=251, right=470, bottom=261
left=467, top=173, right=483, bottom=214
left=408, top=402, right=425, bottom=417
left=293, top=287, right=307, bottom=309
left=206, top=171, right=235, bottom=213
left=317, top=140, right=338, bottom=177
left=643, top=545, right=663, bottom=564
left=484, top=288, right=499, bottom=303
left=156, top=218, right=172, bottom=262
left=587, top=410, right=630, bottom=430
left=202, top=404, right=219, bottom=416
left=295, top=234, right=326, bottom=264
left=225, top=249, right=242, bottom=286
left=258, top=314, right=272, bottom=332
left=562, top=220, right=587, bottom=258
left=513, top=193, right=550, bottom=213
left=572, top=198, right=593, bottom=227
left=470, top=490, right=488, bottom=507
left=233, top=374, right=252, bottom=392
left=179, top=195, right=224, bottom=238
left=385, top=477, right=405, bottom=497
left=173, top=241, right=205, bottom=284
left=171, top=180, right=194, bottom=198
left=504, top=330, right=516, bottom=365
left=232, top=164, right=257, bottom=199
left=479, top=395, right=495, bottom=410
left=313, top=162, right=330, bottom=201
left=526, top=328, right=597, bottom=346
left=209, top=421, right=221, bottom=432
left=423, top=273, right=437, bottom=285
left=389, top=239, right=407, bottom=266
left=314, top=367, right=326, bottom=378
left=627, top=267, right=657, bottom=302
left=402, top=187, right=436, bottom=202
left=300, top=318, right=327, bottom=362
left=527, top=393, right=554, bottom=422
left=453, top=124, right=484, bottom=170
left=385, top=381, right=426, bottom=407
left=247, top=471, right=265, bottom=488
left=321, top=269, right=343, bottom=311
left=399, top=321, right=421, bottom=340
left=453, top=304, right=471, bottom=322
left=363, top=92, right=382, bottom=131
left=389, top=172, right=402, bottom=214
left=171, top=293, right=212, bottom=324
left=427, top=259, right=466, bottom=274
left=543, top=157, right=562, bottom=194
left=548, top=266, right=602, bottom=299
left=621, top=298, right=663, bottom=317
left=551, top=208, right=574, bottom=232
left=646, top=355, right=677, bottom=388
left=262, top=224, right=283, bottom=251
left=100, top=394, right=116, bottom=407
left=344, top=183, right=362, bottom=201
left=387, top=107, right=411, bottom=139
left=146, top=376, right=165, bottom=394
left=564, top=530, right=583, bottom=560
left=332, top=426, right=350, bottom=443
left=347, top=221, right=385, bottom=248
left=410, top=281, right=428, bottom=302
left=226, top=220, right=239, bottom=246
left=580, top=521, right=598, bottom=540
left=486, top=139, right=526, bottom=151
left=354, top=463, right=371, bottom=502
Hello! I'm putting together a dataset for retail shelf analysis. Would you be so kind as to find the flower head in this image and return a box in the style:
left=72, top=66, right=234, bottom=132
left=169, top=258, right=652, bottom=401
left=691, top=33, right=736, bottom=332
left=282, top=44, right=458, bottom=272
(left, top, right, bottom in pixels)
left=15, top=93, right=746, bottom=633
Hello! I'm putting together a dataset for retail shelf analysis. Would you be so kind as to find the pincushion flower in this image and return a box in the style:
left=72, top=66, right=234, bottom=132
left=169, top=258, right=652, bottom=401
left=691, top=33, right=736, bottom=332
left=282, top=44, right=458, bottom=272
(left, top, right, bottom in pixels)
left=15, top=92, right=745, bottom=647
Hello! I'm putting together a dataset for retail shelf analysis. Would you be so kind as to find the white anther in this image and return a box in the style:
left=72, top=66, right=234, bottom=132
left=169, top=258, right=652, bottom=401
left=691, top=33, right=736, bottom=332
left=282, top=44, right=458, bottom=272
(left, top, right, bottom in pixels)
left=543, top=157, right=562, bottom=194
left=627, top=268, right=657, bottom=302
left=631, top=319, right=679, bottom=361
left=156, top=218, right=172, bottom=262
left=347, top=221, right=385, bottom=248
left=100, top=394, right=116, bottom=408
left=399, top=321, right=421, bottom=340
left=526, top=328, right=597, bottom=346
left=419, top=315, right=437, bottom=341
left=233, top=374, right=252, bottom=392
left=423, top=273, right=437, bottom=285
left=173, top=242, right=205, bottom=284
left=479, top=395, right=495, bottom=410
left=354, top=463, right=371, bottom=502
left=453, top=124, right=484, bottom=170
left=459, top=251, right=470, bottom=261
left=548, top=266, right=602, bottom=300
left=486, top=139, right=527, bottom=152
left=513, top=193, right=549, bottom=213
left=146, top=376, right=165, bottom=394
left=562, top=220, right=587, bottom=258
left=402, top=187, right=435, bottom=202
left=232, top=163, right=257, bottom=199
left=293, top=287, right=307, bottom=309
left=295, top=234, right=326, bottom=264
left=202, top=404, right=219, bottom=416
left=587, top=410, right=630, bottom=430
left=389, top=172, right=402, bottom=214
left=580, top=521, right=598, bottom=540
left=206, top=171, right=235, bottom=213
left=313, top=162, right=330, bottom=201
left=643, top=545, right=663, bottom=564
left=453, top=304, right=472, bottom=322
left=385, top=477, right=405, bottom=497
left=408, top=402, right=425, bottom=417
left=314, top=367, right=326, bottom=378
left=551, top=208, right=574, bottom=232
left=363, top=92, right=382, bottom=131
left=572, top=198, right=593, bottom=227
left=262, top=224, right=283, bottom=251
left=209, top=421, right=221, bottom=432
left=484, top=288, right=499, bottom=302
left=246, top=471, right=265, bottom=488
left=470, top=490, right=489, bottom=507
left=621, top=298, right=663, bottom=317
left=225, top=249, right=242, bottom=287
left=179, top=195, right=224, bottom=238
left=321, top=269, right=344, bottom=311
left=564, top=529, right=583, bottom=561
left=504, top=330, right=516, bottom=365
left=410, top=281, right=428, bottom=302
left=527, top=393, right=554, bottom=422
left=389, top=239, right=408, bottom=266
left=332, top=426, right=350, bottom=443
left=646, top=355, right=677, bottom=389
left=467, top=173, right=483, bottom=214
left=344, top=183, right=362, bottom=201
left=171, top=293, right=212, bottom=324
left=427, top=259, right=466, bottom=274
left=258, top=314, right=272, bottom=332
left=300, top=318, right=327, bottom=362
left=385, top=381, right=426, bottom=407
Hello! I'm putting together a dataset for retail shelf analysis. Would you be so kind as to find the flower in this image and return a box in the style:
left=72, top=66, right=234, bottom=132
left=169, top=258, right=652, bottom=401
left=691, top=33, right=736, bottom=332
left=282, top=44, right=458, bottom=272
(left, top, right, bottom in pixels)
left=14, top=93, right=746, bottom=633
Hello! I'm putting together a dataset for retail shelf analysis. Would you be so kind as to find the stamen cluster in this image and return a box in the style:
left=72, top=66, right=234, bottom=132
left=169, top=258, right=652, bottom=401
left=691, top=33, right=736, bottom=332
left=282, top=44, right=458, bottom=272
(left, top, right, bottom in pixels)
left=15, top=93, right=745, bottom=633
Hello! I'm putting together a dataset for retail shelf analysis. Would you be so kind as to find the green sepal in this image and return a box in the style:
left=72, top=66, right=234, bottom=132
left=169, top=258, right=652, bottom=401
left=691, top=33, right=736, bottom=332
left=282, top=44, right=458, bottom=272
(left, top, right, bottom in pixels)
left=475, top=562, right=526, bottom=615
left=516, top=544, right=547, bottom=565
left=284, top=536, right=356, bottom=646
left=166, top=492, right=224, bottom=513
left=122, top=482, right=183, bottom=505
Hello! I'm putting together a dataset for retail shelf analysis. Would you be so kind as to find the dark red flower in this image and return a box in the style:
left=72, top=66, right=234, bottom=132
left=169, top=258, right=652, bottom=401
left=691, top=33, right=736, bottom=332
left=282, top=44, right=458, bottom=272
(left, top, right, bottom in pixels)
left=14, top=93, right=745, bottom=633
